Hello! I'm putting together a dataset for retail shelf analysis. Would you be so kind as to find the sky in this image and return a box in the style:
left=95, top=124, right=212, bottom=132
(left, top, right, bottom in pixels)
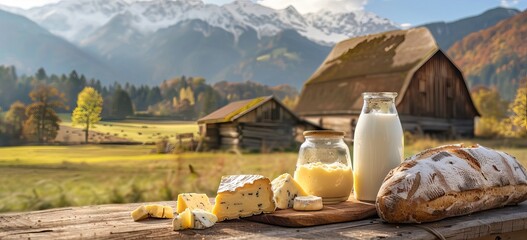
left=0, top=0, right=525, bottom=27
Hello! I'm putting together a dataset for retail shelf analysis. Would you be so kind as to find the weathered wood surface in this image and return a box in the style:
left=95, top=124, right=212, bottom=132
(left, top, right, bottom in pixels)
left=1, top=201, right=527, bottom=240
left=246, top=200, right=377, bottom=227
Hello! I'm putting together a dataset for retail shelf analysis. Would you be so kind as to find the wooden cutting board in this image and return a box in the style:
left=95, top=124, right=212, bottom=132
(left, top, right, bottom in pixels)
left=245, top=199, right=378, bottom=227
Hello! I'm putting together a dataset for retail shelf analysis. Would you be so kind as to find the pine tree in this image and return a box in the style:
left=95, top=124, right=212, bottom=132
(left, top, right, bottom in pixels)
left=111, top=89, right=134, bottom=118
left=72, top=87, right=103, bottom=143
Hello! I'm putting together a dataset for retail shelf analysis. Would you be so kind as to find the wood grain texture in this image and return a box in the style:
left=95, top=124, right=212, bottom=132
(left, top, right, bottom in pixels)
left=245, top=200, right=377, bottom=227
left=1, top=201, right=527, bottom=239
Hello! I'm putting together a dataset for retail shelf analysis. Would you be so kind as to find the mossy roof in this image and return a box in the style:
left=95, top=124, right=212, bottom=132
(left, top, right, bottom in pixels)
left=296, top=27, right=440, bottom=115
left=197, top=96, right=271, bottom=124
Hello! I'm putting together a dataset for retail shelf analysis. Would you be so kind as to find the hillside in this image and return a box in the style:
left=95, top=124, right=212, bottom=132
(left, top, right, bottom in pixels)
left=0, top=9, right=119, bottom=84
left=0, top=0, right=392, bottom=87
left=422, top=7, right=519, bottom=50
left=448, top=10, right=527, bottom=99
left=82, top=19, right=331, bottom=87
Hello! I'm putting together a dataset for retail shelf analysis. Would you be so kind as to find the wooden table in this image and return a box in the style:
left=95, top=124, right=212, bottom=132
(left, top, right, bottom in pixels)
left=1, top=201, right=527, bottom=239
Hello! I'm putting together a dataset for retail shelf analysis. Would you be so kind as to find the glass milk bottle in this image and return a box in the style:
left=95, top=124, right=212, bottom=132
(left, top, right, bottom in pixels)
left=353, top=92, right=404, bottom=202
left=294, top=130, right=353, bottom=204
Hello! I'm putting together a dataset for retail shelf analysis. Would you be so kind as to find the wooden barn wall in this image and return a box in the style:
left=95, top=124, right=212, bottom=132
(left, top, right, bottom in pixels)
left=398, top=51, right=478, bottom=119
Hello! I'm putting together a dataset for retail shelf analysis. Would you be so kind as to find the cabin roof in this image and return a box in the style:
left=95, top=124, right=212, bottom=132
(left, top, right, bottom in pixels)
left=197, top=96, right=272, bottom=124
left=296, top=27, right=443, bottom=115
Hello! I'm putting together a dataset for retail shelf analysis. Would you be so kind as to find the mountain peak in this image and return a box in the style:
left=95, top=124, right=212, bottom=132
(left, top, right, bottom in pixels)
left=7, top=0, right=398, bottom=45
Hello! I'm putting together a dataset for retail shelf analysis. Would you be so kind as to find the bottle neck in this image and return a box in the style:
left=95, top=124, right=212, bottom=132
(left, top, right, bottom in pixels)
left=361, top=98, right=398, bottom=114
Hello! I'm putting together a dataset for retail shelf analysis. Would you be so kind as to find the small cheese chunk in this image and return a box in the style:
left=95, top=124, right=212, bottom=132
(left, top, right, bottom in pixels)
left=271, top=173, right=307, bottom=209
left=145, top=205, right=174, bottom=219
left=131, top=205, right=149, bottom=221
left=212, top=175, right=276, bottom=221
left=173, top=215, right=185, bottom=230
left=177, top=193, right=212, bottom=213
left=192, top=209, right=218, bottom=229
left=293, top=196, right=323, bottom=211
left=173, top=208, right=217, bottom=231
left=173, top=208, right=193, bottom=230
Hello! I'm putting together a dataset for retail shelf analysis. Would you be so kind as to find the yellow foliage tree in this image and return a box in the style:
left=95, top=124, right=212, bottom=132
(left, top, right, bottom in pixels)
left=501, top=87, right=527, bottom=137
left=282, top=96, right=299, bottom=110
left=186, top=87, right=195, bottom=106
left=471, top=87, right=508, bottom=138
left=72, top=87, right=103, bottom=143
left=178, top=87, right=195, bottom=106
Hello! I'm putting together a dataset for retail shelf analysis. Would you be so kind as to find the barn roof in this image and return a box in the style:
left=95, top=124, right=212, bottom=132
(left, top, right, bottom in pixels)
left=296, top=27, right=443, bottom=115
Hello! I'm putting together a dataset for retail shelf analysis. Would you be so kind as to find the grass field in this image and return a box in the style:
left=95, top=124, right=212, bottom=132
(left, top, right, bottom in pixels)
left=0, top=145, right=297, bottom=212
left=1, top=118, right=526, bottom=213
left=56, top=113, right=198, bottom=143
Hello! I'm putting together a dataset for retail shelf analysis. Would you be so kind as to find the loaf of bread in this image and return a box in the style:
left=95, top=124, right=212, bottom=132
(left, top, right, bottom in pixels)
left=376, top=144, right=527, bottom=223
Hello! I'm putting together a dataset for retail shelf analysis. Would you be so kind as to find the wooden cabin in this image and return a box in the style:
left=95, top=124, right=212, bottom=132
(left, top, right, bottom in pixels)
left=295, top=27, right=480, bottom=140
left=197, top=96, right=319, bottom=151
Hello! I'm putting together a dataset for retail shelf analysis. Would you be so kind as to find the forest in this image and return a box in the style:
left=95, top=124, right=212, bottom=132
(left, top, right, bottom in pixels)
left=0, top=65, right=299, bottom=118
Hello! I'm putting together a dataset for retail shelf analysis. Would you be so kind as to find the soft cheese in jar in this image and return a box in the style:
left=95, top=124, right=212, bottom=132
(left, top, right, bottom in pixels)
left=294, top=130, right=353, bottom=204
left=353, top=92, right=404, bottom=202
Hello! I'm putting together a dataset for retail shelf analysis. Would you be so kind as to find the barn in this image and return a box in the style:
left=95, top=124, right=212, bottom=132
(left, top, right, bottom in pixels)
left=295, top=27, right=480, bottom=140
left=197, top=96, right=319, bottom=151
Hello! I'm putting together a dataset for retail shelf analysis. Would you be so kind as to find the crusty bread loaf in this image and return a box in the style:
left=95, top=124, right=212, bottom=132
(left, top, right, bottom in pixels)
left=376, top=144, right=527, bottom=223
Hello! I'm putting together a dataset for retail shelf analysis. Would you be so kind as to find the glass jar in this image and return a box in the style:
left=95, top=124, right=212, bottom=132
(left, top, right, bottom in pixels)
left=294, top=130, right=353, bottom=204
left=353, top=92, right=404, bottom=202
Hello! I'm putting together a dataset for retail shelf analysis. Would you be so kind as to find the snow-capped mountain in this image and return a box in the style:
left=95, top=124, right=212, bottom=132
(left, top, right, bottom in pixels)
left=5, top=0, right=398, bottom=45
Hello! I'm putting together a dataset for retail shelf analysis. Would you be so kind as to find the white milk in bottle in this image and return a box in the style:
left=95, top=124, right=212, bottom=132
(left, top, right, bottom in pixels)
left=353, top=92, right=404, bottom=202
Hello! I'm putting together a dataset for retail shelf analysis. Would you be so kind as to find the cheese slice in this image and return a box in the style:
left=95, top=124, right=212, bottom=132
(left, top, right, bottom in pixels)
left=293, top=196, right=323, bottom=211
left=177, top=193, right=212, bottom=213
left=131, top=205, right=149, bottom=221
left=271, top=173, right=308, bottom=209
left=173, top=208, right=217, bottom=231
left=145, top=204, right=174, bottom=218
left=212, top=175, right=276, bottom=221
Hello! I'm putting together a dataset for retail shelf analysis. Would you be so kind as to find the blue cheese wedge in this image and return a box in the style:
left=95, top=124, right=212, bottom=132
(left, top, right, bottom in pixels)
left=177, top=193, right=212, bottom=213
left=271, top=173, right=308, bottom=209
left=173, top=208, right=217, bottom=231
left=212, top=175, right=275, bottom=221
left=192, top=209, right=218, bottom=229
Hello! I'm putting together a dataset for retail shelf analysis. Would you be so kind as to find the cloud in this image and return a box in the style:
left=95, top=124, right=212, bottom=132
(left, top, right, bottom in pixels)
left=400, top=23, right=412, bottom=29
left=0, top=0, right=60, bottom=9
left=500, top=0, right=520, bottom=7
left=257, top=0, right=368, bottom=14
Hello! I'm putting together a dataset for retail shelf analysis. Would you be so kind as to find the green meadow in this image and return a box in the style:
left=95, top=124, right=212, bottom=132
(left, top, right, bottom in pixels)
left=0, top=144, right=297, bottom=212
left=58, top=113, right=199, bottom=143
left=1, top=120, right=526, bottom=213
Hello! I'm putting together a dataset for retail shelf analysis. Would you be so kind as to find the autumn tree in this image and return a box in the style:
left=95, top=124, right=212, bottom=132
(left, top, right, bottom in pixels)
left=500, top=87, right=527, bottom=137
left=23, top=85, right=66, bottom=143
left=4, top=101, right=27, bottom=140
left=72, top=87, right=103, bottom=143
left=471, top=87, right=508, bottom=137
left=510, top=87, right=527, bottom=136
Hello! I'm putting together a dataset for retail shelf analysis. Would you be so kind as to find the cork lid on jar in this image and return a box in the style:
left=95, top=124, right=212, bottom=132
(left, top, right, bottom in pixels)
left=303, top=130, right=345, bottom=138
